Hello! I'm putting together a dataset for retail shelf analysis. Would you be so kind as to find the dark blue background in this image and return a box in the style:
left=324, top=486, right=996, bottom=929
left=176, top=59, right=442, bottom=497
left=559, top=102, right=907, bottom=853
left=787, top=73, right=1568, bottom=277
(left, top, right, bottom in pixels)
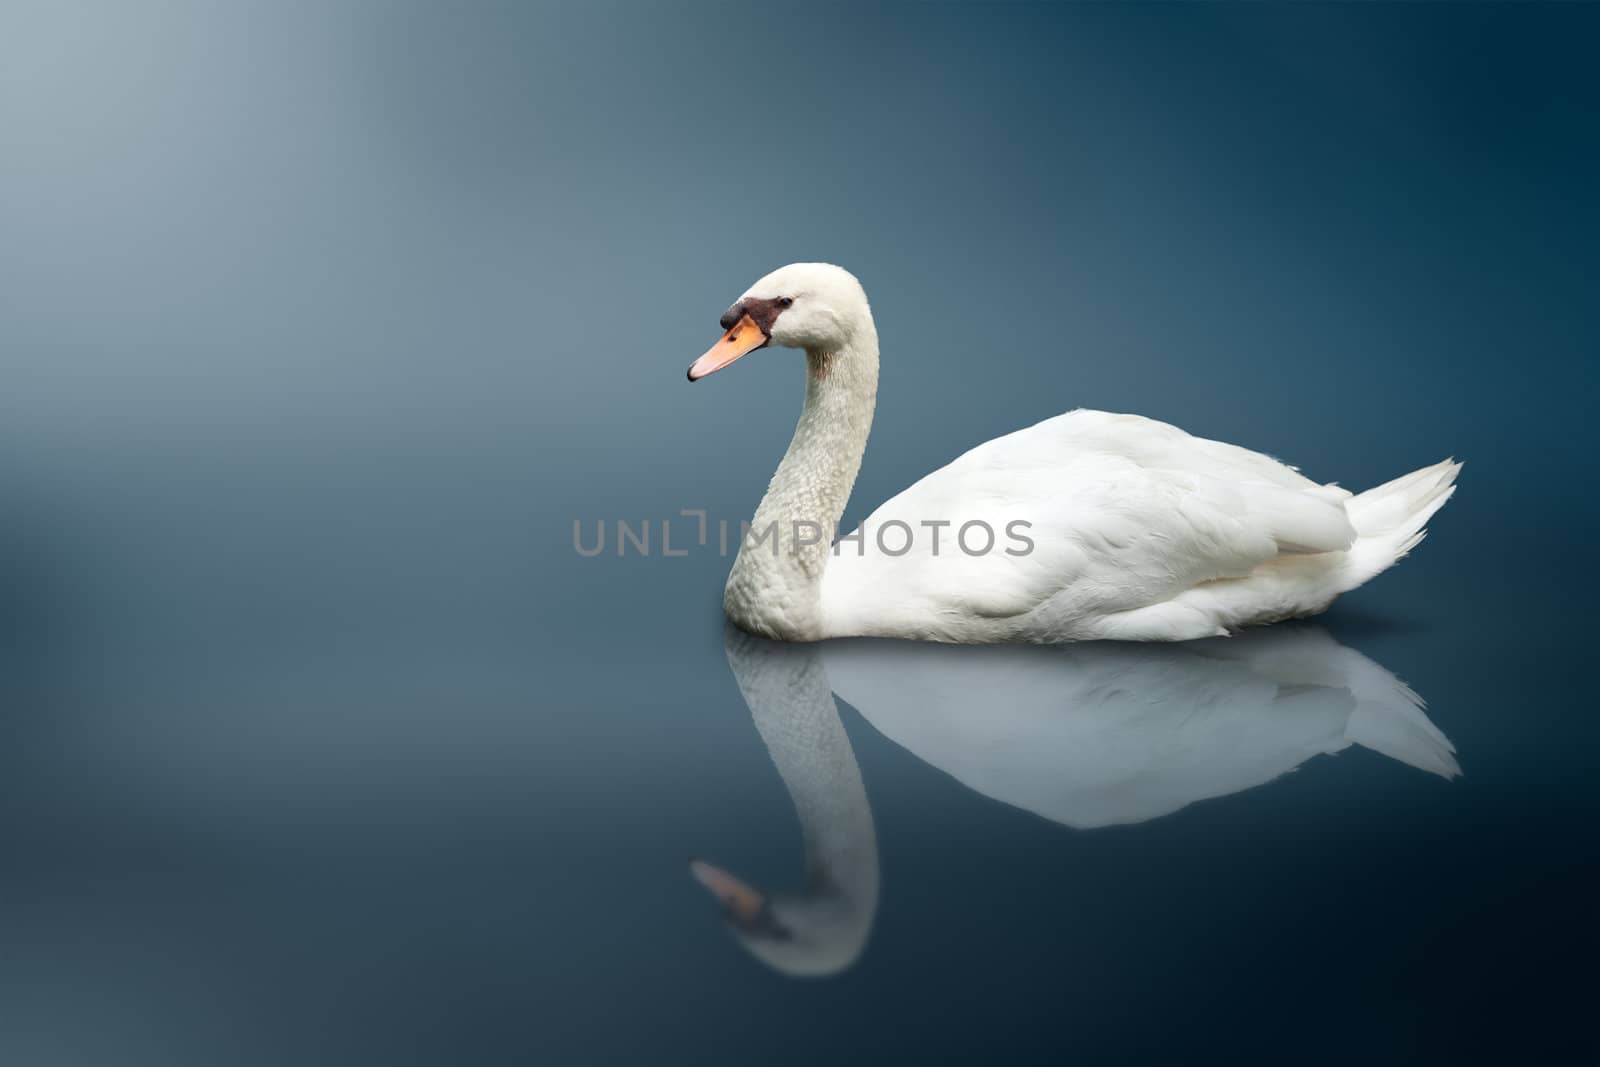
left=1, top=2, right=1595, bottom=1064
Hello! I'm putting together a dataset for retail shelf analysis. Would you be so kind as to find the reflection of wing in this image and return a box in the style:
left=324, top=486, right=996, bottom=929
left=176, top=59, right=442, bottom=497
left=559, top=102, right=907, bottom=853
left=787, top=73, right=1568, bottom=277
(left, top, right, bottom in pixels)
left=1191, top=627, right=1459, bottom=779
left=822, top=625, right=1456, bottom=830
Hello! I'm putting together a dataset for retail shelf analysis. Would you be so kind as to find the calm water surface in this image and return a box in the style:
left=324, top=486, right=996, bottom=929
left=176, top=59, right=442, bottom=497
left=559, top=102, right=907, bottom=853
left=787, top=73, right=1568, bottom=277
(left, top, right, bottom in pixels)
left=0, top=450, right=1591, bottom=1065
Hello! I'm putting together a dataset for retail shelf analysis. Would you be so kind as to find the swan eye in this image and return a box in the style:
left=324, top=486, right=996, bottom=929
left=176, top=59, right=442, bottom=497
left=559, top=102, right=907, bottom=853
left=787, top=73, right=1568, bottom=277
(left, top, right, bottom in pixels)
left=777, top=296, right=793, bottom=308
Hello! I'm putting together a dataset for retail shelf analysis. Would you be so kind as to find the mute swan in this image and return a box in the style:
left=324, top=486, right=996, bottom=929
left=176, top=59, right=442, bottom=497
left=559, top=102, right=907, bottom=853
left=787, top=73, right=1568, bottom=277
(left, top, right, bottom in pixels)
left=694, top=624, right=1455, bottom=976
left=687, top=263, right=1460, bottom=643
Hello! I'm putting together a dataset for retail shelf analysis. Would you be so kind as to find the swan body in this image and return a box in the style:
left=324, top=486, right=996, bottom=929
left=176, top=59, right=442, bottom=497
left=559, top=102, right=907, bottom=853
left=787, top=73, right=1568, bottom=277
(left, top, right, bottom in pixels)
left=688, top=263, right=1458, bottom=643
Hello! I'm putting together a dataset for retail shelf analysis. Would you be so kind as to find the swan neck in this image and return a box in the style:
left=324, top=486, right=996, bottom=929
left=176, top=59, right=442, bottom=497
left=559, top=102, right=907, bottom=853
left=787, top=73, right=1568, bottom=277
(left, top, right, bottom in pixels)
left=724, top=326, right=879, bottom=640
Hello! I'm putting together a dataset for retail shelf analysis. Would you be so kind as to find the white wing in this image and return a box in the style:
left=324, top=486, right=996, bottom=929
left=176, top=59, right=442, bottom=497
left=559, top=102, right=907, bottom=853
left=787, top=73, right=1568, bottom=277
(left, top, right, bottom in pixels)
left=821, top=410, right=1359, bottom=641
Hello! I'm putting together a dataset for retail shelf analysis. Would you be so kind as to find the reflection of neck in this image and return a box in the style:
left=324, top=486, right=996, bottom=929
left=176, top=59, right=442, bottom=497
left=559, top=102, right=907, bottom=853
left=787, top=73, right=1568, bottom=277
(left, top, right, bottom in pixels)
left=724, top=631, right=879, bottom=923
left=724, top=326, right=879, bottom=641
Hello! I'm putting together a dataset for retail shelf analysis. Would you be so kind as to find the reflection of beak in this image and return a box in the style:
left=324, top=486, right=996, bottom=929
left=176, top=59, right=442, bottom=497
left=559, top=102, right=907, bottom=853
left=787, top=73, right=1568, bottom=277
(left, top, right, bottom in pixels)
left=687, top=314, right=768, bottom=381
left=689, top=859, right=767, bottom=924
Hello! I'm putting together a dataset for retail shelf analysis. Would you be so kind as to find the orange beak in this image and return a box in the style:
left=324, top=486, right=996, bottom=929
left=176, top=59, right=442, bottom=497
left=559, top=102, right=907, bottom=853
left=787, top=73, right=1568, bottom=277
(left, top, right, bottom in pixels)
left=687, top=314, right=768, bottom=381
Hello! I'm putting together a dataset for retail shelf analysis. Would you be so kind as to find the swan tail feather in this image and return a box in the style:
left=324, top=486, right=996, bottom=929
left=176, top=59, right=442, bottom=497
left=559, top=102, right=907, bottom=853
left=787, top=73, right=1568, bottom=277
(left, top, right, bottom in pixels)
left=1339, top=458, right=1461, bottom=592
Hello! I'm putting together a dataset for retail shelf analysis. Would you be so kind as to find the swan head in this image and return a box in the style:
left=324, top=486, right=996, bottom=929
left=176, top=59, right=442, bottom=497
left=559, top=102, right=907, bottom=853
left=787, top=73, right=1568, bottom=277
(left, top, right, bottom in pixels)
left=687, top=263, right=872, bottom=381
left=689, top=858, right=871, bottom=978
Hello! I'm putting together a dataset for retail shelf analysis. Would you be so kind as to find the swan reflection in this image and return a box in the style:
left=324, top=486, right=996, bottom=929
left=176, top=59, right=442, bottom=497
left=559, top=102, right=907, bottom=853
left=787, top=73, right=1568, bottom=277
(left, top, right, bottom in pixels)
left=690, top=631, right=879, bottom=978
left=694, top=624, right=1456, bottom=978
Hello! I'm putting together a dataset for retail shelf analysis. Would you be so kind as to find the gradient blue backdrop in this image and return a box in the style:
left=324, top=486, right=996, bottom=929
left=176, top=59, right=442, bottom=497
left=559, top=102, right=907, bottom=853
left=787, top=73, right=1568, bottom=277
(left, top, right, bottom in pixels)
left=1, top=2, right=1596, bottom=1065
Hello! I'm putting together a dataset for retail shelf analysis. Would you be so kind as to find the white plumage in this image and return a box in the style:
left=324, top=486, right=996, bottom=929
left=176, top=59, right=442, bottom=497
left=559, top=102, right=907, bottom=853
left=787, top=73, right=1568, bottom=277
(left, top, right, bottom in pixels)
left=692, top=263, right=1458, bottom=643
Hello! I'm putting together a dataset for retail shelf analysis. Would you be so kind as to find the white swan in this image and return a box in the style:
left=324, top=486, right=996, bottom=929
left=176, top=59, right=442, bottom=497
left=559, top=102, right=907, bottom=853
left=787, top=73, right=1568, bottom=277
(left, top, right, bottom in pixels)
left=695, top=625, right=1455, bottom=975
left=687, top=263, right=1460, bottom=643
